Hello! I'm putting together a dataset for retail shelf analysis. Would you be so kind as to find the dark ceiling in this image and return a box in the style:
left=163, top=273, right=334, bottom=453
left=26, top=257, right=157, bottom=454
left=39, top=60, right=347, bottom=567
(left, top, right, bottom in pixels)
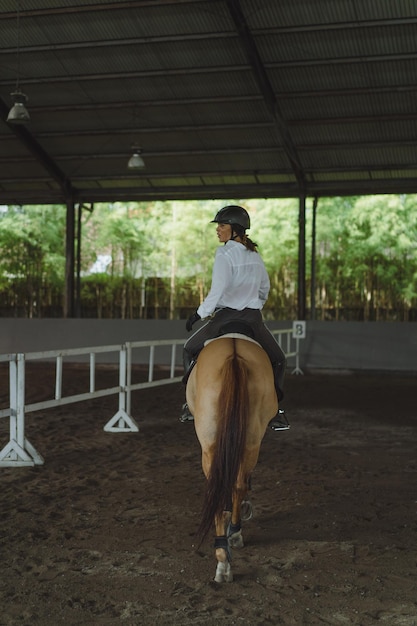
left=1, top=0, right=417, bottom=206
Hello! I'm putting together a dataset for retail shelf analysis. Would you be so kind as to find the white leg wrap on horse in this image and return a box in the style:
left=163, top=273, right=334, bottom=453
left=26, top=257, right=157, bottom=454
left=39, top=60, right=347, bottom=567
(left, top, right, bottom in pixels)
left=214, top=560, right=233, bottom=583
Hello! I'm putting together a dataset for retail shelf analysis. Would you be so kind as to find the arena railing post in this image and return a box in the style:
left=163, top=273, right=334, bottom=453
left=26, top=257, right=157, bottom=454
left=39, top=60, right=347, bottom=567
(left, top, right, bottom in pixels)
left=103, top=344, right=139, bottom=433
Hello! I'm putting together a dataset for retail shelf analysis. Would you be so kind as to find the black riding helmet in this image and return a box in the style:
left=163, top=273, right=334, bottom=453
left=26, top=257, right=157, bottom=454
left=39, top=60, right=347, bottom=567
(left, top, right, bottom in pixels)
left=211, top=205, right=250, bottom=230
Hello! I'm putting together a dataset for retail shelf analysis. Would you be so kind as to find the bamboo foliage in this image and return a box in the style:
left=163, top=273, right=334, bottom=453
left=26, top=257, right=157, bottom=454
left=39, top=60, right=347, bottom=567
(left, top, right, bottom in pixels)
left=0, top=196, right=416, bottom=320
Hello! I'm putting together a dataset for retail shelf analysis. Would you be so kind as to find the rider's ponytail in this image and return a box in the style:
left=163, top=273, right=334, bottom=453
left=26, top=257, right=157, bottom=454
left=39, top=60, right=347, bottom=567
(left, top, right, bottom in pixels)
left=242, top=234, right=258, bottom=252
left=232, top=224, right=258, bottom=252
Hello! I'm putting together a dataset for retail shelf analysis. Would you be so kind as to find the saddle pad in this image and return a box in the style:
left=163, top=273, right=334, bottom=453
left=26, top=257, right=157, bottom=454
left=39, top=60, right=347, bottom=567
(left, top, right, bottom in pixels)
left=204, top=333, right=261, bottom=348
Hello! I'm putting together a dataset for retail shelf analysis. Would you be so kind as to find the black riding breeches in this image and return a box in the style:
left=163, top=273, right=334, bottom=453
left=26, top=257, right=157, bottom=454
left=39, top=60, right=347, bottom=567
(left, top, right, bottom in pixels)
left=183, top=308, right=287, bottom=397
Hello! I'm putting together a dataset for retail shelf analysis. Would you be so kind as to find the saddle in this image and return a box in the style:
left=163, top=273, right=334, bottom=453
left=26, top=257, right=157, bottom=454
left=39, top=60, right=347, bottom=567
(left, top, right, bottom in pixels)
left=217, top=320, right=255, bottom=339
left=182, top=320, right=257, bottom=386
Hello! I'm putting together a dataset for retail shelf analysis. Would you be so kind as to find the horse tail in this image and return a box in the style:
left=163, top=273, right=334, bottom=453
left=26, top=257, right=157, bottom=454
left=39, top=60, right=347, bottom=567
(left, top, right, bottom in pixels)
left=197, top=339, right=249, bottom=543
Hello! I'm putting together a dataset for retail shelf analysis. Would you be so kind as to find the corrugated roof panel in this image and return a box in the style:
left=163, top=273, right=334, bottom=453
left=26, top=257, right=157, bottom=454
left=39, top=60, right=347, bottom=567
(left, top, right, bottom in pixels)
left=257, top=173, right=295, bottom=183
left=152, top=70, right=259, bottom=101
left=44, top=38, right=245, bottom=76
left=1, top=68, right=262, bottom=113
left=242, top=0, right=417, bottom=28
left=353, top=0, right=417, bottom=20
left=313, top=171, right=371, bottom=182
left=2, top=0, right=417, bottom=202
left=39, top=124, right=280, bottom=158
left=267, top=57, right=417, bottom=97
left=292, top=118, right=417, bottom=146
left=46, top=147, right=290, bottom=179
left=202, top=175, right=258, bottom=186
left=14, top=67, right=259, bottom=101
left=301, top=144, right=417, bottom=169
left=30, top=98, right=271, bottom=136
left=98, top=177, right=151, bottom=189
left=242, top=0, right=358, bottom=28
left=283, top=91, right=417, bottom=122
left=255, top=24, right=417, bottom=64
left=179, top=98, right=269, bottom=126
left=371, top=168, right=417, bottom=179
left=193, top=125, right=280, bottom=150
left=4, top=38, right=246, bottom=86
left=7, top=1, right=231, bottom=44
left=155, top=176, right=204, bottom=188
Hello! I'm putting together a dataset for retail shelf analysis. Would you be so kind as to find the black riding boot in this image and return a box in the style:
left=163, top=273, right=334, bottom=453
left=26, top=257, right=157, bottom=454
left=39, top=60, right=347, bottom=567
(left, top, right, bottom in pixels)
left=269, top=366, right=290, bottom=430
left=180, top=349, right=195, bottom=421
left=269, top=408, right=290, bottom=430
left=182, top=349, right=199, bottom=385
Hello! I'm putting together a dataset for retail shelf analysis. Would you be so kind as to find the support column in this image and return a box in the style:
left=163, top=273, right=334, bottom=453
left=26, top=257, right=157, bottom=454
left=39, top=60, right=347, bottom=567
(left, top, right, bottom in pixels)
left=64, top=198, right=75, bottom=318
left=310, top=197, right=319, bottom=320
left=75, top=202, right=82, bottom=318
left=297, top=194, right=306, bottom=320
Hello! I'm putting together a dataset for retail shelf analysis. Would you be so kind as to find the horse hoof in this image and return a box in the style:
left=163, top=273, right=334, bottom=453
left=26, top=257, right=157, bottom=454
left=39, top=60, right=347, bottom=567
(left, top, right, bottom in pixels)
left=228, top=529, right=244, bottom=549
left=214, top=561, right=233, bottom=583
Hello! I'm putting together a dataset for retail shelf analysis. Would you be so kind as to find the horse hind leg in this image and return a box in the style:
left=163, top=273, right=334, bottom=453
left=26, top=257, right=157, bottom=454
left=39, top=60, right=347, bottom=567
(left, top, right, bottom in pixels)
left=228, top=478, right=251, bottom=549
left=228, top=496, right=253, bottom=548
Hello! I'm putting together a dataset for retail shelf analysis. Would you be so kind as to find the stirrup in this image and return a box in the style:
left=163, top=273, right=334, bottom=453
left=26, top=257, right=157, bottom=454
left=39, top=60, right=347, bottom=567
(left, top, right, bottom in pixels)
left=269, top=409, right=290, bottom=431
left=179, top=402, right=194, bottom=422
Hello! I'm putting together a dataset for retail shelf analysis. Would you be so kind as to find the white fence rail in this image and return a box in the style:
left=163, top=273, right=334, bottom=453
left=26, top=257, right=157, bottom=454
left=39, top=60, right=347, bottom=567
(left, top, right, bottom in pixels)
left=0, top=329, right=302, bottom=468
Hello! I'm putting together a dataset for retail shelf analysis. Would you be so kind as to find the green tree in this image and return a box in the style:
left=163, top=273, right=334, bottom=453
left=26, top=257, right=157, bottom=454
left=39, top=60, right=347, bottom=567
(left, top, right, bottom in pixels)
left=347, top=195, right=417, bottom=320
left=248, top=198, right=299, bottom=318
left=1, top=196, right=417, bottom=320
left=0, top=204, right=66, bottom=316
left=313, top=196, right=357, bottom=319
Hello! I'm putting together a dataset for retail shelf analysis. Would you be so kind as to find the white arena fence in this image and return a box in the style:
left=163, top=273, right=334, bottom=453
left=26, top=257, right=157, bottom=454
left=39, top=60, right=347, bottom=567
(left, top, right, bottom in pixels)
left=0, top=328, right=303, bottom=468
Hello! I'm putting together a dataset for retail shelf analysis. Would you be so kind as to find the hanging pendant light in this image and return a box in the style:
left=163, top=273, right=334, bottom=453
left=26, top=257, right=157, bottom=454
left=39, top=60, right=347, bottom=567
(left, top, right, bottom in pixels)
left=127, top=145, right=145, bottom=169
left=7, top=89, right=30, bottom=124
left=7, top=1, right=30, bottom=125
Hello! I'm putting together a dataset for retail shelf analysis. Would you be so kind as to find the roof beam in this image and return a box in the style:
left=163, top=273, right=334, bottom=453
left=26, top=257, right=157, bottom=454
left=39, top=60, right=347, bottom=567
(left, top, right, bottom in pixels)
left=23, top=121, right=275, bottom=140
left=0, top=31, right=235, bottom=54
left=2, top=179, right=415, bottom=204
left=0, top=0, right=206, bottom=20
left=7, top=114, right=412, bottom=142
left=9, top=86, right=415, bottom=117
left=0, top=96, right=78, bottom=199
left=1, top=49, right=413, bottom=88
left=225, top=0, right=306, bottom=191
left=17, top=94, right=264, bottom=114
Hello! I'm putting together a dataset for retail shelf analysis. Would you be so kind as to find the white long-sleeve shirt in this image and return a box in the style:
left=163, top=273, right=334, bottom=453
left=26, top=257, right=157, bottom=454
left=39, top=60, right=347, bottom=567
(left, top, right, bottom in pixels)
left=197, top=240, right=270, bottom=319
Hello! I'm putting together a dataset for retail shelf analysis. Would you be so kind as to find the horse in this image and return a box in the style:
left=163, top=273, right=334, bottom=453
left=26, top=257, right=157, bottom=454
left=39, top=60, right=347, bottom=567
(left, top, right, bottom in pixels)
left=186, top=333, right=278, bottom=583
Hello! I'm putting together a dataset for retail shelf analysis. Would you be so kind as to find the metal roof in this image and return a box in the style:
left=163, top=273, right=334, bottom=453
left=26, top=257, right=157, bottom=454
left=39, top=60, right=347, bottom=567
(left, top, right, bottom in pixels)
left=1, top=0, right=417, bottom=205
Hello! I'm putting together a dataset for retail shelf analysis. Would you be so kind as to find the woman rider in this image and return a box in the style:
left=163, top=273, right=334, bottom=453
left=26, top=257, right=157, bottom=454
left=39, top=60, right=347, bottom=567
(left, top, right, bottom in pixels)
left=182, top=205, right=288, bottom=428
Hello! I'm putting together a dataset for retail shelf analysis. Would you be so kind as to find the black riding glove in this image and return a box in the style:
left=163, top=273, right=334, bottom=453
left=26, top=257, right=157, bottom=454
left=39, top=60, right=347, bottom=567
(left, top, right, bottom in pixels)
left=186, top=310, right=201, bottom=332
